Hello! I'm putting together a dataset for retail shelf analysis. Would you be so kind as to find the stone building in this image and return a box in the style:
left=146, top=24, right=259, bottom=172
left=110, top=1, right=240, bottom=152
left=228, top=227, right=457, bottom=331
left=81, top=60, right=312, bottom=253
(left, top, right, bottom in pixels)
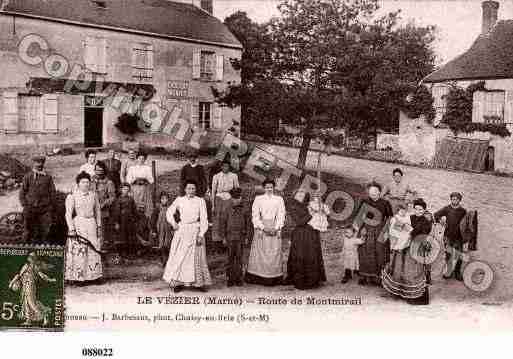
left=0, top=0, right=242, bottom=153
left=403, top=0, right=513, bottom=173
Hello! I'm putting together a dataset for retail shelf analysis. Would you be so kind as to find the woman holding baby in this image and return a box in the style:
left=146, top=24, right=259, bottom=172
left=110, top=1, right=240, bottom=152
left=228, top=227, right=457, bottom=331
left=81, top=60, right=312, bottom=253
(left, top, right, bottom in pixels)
left=381, top=198, right=432, bottom=305
left=284, top=189, right=327, bottom=290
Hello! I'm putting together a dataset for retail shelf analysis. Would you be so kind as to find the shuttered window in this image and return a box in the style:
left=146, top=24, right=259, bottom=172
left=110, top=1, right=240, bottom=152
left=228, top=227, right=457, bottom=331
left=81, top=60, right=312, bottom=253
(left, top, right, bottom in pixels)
left=192, top=51, right=224, bottom=81
left=3, top=93, right=59, bottom=133
left=84, top=37, right=107, bottom=74
left=472, top=91, right=505, bottom=124
left=132, top=43, right=154, bottom=81
left=200, top=51, right=215, bottom=80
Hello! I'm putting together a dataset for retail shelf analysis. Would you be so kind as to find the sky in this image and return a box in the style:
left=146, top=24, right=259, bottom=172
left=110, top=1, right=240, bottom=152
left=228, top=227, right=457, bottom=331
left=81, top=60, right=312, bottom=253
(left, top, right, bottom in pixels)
left=212, top=0, right=513, bottom=65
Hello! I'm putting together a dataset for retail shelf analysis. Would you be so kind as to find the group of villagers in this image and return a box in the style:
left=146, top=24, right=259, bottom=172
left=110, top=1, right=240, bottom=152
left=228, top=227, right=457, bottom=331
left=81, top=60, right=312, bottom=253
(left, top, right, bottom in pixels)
left=29, top=147, right=473, bottom=303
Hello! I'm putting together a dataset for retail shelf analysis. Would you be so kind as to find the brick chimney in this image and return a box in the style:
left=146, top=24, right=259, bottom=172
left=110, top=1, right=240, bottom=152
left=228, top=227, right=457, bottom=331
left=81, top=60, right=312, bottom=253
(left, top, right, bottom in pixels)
left=482, top=1, right=499, bottom=34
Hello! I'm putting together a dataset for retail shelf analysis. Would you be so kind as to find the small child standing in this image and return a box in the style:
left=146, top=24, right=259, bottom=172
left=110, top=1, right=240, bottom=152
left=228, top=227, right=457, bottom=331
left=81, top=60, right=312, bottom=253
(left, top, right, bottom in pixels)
left=221, top=187, right=249, bottom=287
left=341, top=226, right=365, bottom=284
left=151, top=192, right=174, bottom=266
left=112, top=183, right=138, bottom=260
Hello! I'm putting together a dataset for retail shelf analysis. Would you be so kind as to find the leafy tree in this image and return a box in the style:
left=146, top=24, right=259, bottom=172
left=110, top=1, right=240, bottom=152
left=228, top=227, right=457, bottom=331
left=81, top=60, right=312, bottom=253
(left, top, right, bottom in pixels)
left=217, top=1, right=437, bottom=169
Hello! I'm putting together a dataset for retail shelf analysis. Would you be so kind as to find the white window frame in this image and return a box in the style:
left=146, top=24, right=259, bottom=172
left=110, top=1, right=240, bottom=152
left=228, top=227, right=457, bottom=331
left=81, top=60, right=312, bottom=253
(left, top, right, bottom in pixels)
left=198, top=102, right=211, bottom=130
left=200, top=51, right=215, bottom=80
left=472, top=90, right=505, bottom=124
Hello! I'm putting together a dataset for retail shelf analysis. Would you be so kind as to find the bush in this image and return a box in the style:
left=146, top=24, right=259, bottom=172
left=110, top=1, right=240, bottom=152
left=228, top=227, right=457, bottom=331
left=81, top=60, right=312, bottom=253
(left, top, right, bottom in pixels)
left=115, top=113, right=143, bottom=136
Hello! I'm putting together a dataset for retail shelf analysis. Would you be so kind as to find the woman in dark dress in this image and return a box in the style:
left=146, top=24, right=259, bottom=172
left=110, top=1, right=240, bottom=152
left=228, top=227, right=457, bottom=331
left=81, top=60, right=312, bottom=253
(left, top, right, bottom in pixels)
left=285, top=190, right=326, bottom=290
left=353, top=182, right=393, bottom=286
left=382, top=198, right=432, bottom=305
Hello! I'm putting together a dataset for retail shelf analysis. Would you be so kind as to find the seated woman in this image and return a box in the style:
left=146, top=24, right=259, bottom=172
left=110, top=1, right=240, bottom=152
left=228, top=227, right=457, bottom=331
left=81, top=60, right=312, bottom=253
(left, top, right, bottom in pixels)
left=382, top=198, right=432, bottom=305
left=125, top=151, right=154, bottom=219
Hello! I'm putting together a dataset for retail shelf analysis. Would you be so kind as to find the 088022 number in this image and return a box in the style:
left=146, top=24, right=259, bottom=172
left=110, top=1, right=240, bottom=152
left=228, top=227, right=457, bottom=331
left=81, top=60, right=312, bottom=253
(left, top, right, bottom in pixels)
left=82, top=348, right=113, bottom=357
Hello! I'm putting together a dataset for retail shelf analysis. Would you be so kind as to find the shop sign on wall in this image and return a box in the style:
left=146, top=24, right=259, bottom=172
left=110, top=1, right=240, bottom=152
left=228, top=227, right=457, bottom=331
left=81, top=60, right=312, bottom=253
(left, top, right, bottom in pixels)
left=167, top=80, right=189, bottom=98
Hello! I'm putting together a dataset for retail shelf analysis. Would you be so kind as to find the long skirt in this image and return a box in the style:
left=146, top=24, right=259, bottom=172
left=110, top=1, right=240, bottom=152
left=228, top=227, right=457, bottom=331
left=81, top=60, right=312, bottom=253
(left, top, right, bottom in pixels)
left=131, top=183, right=153, bottom=219
left=382, top=249, right=428, bottom=302
left=358, top=224, right=389, bottom=280
left=163, top=223, right=212, bottom=287
left=19, top=270, right=51, bottom=323
left=245, top=226, right=283, bottom=286
left=286, top=225, right=326, bottom=290
left=212, top=197, right=232, bottom=242
left=65, top=216, right=102, bottom=281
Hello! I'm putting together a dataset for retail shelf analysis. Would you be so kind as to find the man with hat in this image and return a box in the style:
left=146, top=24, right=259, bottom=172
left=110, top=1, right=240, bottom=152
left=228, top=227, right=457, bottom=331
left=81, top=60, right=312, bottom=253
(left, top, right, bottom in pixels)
left=434, top=192, right=467, bottom=281
left=19, top=155, right=57, bottom=244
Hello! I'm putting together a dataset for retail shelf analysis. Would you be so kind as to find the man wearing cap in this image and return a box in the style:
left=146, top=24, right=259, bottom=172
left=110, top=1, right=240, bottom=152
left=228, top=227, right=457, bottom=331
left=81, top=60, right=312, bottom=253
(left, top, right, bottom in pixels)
left=19, top=156, right=57, bottom=244
left=434, top=192, right=467, bottom=281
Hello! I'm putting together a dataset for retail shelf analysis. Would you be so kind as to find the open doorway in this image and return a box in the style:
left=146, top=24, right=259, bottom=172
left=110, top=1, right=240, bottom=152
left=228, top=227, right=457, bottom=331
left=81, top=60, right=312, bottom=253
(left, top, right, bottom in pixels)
left=84, top=107, right=103, bottom=148
left=484, top=146, right=495, bottom=171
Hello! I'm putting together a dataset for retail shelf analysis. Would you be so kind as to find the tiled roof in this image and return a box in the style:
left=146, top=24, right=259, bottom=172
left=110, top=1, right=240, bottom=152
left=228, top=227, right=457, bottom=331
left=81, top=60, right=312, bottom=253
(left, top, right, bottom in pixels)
left=0, top=0, right=242, bottom=48
left=423, top=20, right=513, bottom=83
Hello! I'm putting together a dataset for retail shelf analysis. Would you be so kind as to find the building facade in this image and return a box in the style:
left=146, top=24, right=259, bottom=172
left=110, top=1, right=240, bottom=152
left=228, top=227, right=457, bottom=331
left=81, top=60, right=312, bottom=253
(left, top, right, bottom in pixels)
left=416, top=0, right=513, bottom=173
left=0, top=0, right=242, bottom=153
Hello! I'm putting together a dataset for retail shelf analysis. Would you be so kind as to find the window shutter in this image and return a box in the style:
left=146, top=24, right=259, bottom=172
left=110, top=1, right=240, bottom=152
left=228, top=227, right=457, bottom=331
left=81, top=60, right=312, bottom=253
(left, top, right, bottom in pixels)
left=147, top=44, right=154, bottom=79
left=472, top=91, right=484, bottom=123
left=215, top=54, right=224, bottom=81
left=212, top=103, right=222, bottom=128
left=2, top=92, right=18, bottom=133
left=191, top=101, right=199, bottom=127
left=42, top=94, right=59, bottom=132
left=84, top=37, right=97, bottom=72
left=192, top=51, right=201, bottom=79
left=98, top=38, right=107, bottom=74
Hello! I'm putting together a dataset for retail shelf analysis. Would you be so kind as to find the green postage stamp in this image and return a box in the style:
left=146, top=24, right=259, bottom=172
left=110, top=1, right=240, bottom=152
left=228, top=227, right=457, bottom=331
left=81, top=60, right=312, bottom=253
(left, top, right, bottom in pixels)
left=0, top=244, right=65, bottom=331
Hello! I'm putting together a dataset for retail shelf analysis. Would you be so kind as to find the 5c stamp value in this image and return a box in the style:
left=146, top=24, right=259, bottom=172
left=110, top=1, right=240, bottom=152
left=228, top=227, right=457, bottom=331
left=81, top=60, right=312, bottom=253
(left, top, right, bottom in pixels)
left=0, top=244, right=65, bottom=331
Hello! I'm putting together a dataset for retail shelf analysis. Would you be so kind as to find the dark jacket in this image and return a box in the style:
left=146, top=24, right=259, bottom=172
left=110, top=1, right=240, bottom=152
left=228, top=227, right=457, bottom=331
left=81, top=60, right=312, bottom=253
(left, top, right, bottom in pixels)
left=410, top=213, right=433, bottom=238
left=102, top=158, right=121, bottom=188
left=111, top=195, right=138, bottom=224
left=434, top=205, right=467, bottom=244
left=460, top=210, right=478, bottom=251
left=222, top=201, right=250, bottom=241
left=19, top=171, right=56, bottom=212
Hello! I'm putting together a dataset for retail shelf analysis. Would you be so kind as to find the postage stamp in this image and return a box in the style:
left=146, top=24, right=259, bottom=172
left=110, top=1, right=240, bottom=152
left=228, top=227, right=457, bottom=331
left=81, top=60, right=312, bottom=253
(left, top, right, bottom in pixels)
left=0, top=244, right=65, bottom=331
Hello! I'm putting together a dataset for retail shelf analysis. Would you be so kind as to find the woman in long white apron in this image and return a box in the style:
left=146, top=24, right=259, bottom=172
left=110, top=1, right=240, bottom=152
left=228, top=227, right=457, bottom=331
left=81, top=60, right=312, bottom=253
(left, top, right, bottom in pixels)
left=163, top=180, right=211, bottom=293
left=245, top=178, right=286, bottom=286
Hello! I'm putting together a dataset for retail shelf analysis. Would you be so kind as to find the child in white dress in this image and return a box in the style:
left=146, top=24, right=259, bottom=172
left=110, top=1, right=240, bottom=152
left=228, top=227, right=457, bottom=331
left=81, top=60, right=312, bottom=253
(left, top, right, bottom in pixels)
left=308, top=194, right=330, bottom=232
left=341, top=227, right=365, bottom=284
left=389, top=204, right=413, bottom=251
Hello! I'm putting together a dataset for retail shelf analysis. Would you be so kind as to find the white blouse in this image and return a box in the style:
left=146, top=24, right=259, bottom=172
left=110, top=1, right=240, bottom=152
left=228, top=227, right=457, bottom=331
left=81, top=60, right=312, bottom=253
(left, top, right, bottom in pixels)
left=126, top=164, right=154, bottom=184
left=166, top=196, right=208, bottom=237
left=252, top=194, right=286, bottom=231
